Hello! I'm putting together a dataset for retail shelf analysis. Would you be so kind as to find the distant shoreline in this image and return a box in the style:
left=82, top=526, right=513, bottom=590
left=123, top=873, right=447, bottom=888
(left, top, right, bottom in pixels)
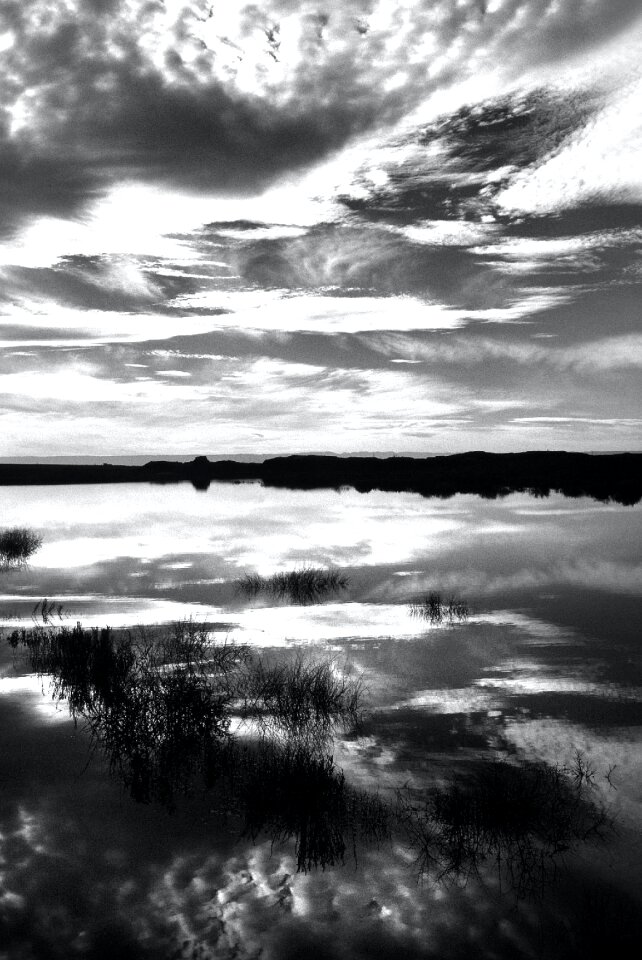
left=0, top=452, right=640, bottom=504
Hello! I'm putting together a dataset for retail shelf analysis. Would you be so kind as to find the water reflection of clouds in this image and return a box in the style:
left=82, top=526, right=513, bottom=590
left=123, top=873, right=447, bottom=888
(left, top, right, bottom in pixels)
left=1, top=795, right=634, bottom=960
left=1, top=486, right=640, bottom=623
left=0, top=663, right=514, bottom=960
left=2, top=482, right=467, bottom=580
left=0, top=596, right=219, bottom=629
left=376, top=560, right=642, bottom=603
left=225, top=603, right=430, bottom=646
left=474, top=677, right=627, bottom=697
left=504, top=717, right=642, bottom=849
left=0, top=674, right=72, bottom=724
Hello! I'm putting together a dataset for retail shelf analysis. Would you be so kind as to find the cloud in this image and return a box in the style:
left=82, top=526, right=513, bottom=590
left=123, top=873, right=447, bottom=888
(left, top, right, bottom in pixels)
left=0, top=256, right=164, bottom=311
left=1, top=1, right=640, bottom=235
left=338, top=87, right=601, bottom=225
left=0, top=4, right=639, bottom=454
left=364, top=332, right=642, bottom=371
left=511, top=416, right=642, bottom=426
left=0, top=369, right=208, bottom=403
left=0, top=354, right=477, bottom=453
left=231, top=222, right=516, bottom=309
left=0, top=306, right=232, bottom=347
left=496, top=76, right=642, bottom=215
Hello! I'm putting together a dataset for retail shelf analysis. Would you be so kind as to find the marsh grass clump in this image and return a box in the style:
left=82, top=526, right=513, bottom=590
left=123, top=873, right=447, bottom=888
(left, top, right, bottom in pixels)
left=231, top=741, right=351, bottom=872
left=236, top=653, right=364, bottom=739
left=9, top=620, right=244, bottom=807
left=238, top=566, right=349, bottom=605
left=134, top=619, right=251, bottom=680
left=0, top=527, right=43, bottom=566
left=8, top=619, right=376, bottom=860
left=8, top=620, right=362, bottom=812
left=397, top=755, right=612, bottom=897
left=8, top=622, right=612, bottom=886
left=9, top=623, right=136, bottom=716
left=409, top=592, right=469, bottom=625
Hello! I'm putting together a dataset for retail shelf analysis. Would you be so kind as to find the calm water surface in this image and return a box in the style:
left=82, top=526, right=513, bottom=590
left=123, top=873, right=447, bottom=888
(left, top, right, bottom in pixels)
left=1, top=482, right=640, bottom=959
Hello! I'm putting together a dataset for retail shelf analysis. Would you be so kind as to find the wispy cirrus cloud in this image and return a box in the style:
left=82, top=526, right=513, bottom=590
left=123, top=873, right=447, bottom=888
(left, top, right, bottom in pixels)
left=364, top=332, right=642, bottom=372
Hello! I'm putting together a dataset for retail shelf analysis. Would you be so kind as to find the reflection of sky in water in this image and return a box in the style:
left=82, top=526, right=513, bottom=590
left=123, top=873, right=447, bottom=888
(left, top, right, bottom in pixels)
left=1, top=483, right=641, bottom=957
left=1, top=483, right=640, bottom=619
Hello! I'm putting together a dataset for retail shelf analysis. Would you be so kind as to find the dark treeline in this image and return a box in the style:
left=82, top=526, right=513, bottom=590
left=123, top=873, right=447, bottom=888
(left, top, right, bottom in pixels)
left=0, top=452, right=640, bottom=504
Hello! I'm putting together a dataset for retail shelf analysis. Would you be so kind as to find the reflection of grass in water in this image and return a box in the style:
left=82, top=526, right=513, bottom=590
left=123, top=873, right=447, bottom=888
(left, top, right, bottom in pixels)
left=9, top=620, right=240, bottom=808
left=397, top=755, right=612, bottom=898
left=0, top=527, right=43, bottom=565
left=238, top=566, right=349, bottom=604
left=409, top=592, right=469, bottom=624
left=8, top=621, right=612, bottom=887
left=236, top=653, right=363, bottom=739
left=9, top=619, right=380, bottom=871
left=32, top=598, right=64, bottom=624
left=8, top=620, right=362, bottom=807
left=209, top=739, right=390, bottom=873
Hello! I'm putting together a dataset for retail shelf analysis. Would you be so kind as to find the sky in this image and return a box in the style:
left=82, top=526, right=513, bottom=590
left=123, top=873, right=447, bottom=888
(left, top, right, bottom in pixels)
left=0, top=0, right=641, bottom=456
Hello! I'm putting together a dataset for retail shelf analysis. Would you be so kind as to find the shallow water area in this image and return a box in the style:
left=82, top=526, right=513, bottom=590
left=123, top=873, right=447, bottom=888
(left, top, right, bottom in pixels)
left=0, top=481, right=641, bottom=959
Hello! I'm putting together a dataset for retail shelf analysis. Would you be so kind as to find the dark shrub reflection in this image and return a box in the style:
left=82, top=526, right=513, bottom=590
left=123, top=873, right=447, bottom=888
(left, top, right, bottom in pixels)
left=9, top=621, right=611, bottom=889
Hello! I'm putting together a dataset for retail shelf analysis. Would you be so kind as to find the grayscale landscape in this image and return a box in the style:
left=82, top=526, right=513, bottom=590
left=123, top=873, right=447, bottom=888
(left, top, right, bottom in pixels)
left=0, top=3, right=640, bottom=959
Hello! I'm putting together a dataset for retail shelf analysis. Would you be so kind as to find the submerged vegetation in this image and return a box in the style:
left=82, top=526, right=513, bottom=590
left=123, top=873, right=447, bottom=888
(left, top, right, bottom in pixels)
left=237, top=566, right=349, bottom=604
left=32, top=598, right=64, bottom=624
left=397, top=754, right=611, bottom=898
left=0, top=527, right=43, bottom=566
left=210, top=739, right=391, bottom=873
left=235, top=653, right=363, bottom=738
left=8, top=620, right=364, bottom=837
left=7, top=618, right=612, bottom=889
left=409, top=592, right=469, bottom=624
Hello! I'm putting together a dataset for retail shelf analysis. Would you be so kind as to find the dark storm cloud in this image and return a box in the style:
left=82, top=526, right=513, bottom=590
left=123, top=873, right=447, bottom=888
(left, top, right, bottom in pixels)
left=1, top=1, right=640, bottom=235
left=340, top=88, right=603, bottom=225
left=0, top=148, right=103, bottom=239
left=0, top=0, right=405, bottom=235
left=422, top=90, right=595, bottom=174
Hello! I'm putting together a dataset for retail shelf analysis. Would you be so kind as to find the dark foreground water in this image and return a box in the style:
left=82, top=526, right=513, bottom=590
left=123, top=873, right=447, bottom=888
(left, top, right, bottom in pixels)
left=1, top=483, right=641, bottom=959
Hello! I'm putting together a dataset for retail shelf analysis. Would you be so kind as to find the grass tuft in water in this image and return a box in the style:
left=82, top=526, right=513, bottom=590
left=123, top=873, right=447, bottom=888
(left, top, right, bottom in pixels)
left=409, top=592, right=469, bottom=624
left=235, top=653, right=364, bottom=739
left=9, top=620, right=246, bottom=807
left=8, top=620, right=362, bottom=813
left=237, top=566, right=349, bottom=604
left=0, top=527, right=43, bottom=565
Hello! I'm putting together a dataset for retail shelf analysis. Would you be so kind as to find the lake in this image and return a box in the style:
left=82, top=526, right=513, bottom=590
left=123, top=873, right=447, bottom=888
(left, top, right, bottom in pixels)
left=1, top=482, right=641, bottom=959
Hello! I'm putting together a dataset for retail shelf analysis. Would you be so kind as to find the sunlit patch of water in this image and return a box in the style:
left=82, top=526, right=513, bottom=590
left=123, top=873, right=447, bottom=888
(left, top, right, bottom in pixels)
left=0, top=595, right=219, bottom=628
left=0, top=673, right=77, bottom=723
left=475, top=611, right=577, bottom=642
left=393, top=688, right=499, bottom=714
left=475, top=676, right=641, bottom=698
left=224, top=602, right=437, bottom=647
